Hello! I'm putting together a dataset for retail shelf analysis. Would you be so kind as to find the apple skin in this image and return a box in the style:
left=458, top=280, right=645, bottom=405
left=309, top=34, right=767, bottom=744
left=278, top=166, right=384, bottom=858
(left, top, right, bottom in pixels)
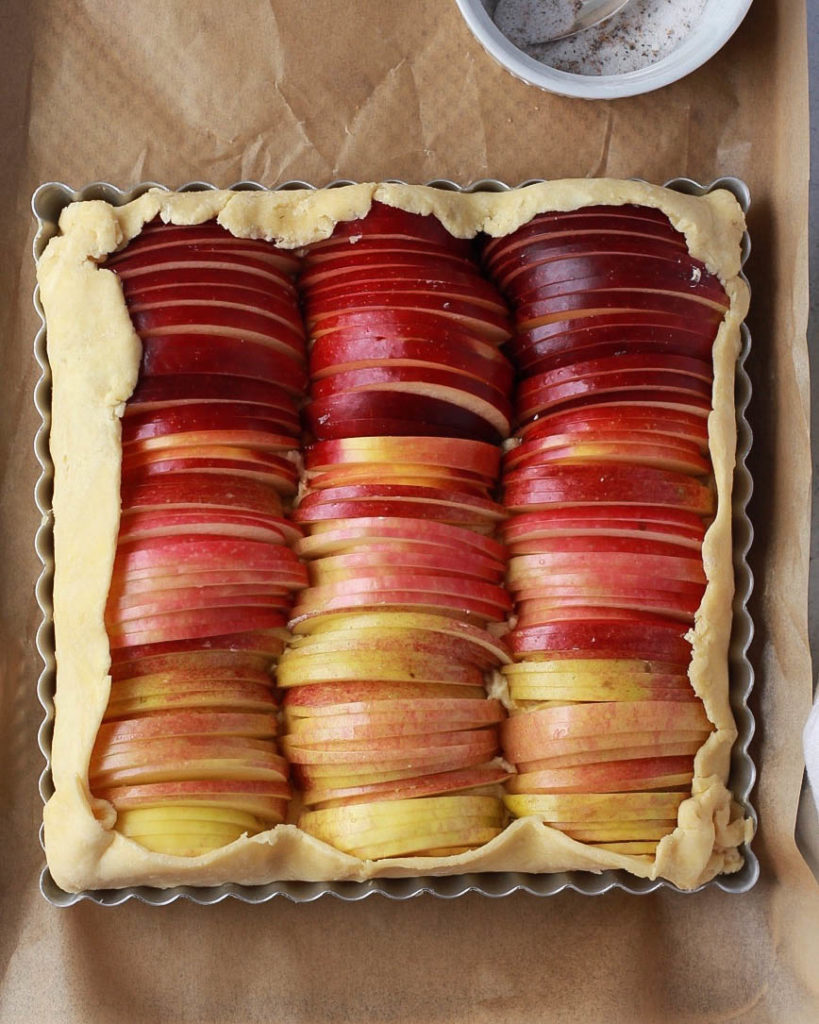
left=305, top=391, right=505, bottom=443
left=301, top=794, right=505, bottom=833
left=97, top=779, right=291, bottom=820
left=301, top=764, right=509, bottom=808
left=508, top=621, right=693, bottom=665
left=303, top=264, right=506, bottom=310
left=310, top=330, right=514, bottom=391
left=289, top=590, right=509, bottom=628
left=296, top=516, right=505, bottom=565
left=504, top=790, right=686, bottom=821
left=109, top=637, right=286, bottom=680
left=504, top=465, right=715, bottom=516
left=283, top=729, right=499, bottom=767
left=117, top=510, right=298, bottom=546
left=295, top=483, right=505, bottom=524
left=131, top=302, right=304, bottom=345
left=311, top=365, right=512, bottom=431
left=508, top=544, right=705, bottom=580
left=483, top=205, right=686, bottom=257
left=502, top=505, right=706, bottom=549
left=287, top=699, right=503, bottom=741
left=128, top=372, right=299, bottom=410
left=113, top=533, right=306, bottom=574
left=139, top=334, right=307, bottom=393
left=305, top=465, right=491, bottom=496
left=505, top=435, right=709, bottom=477
left=306, top=436, right=501, bottom=478
left=297, top=516, right=506, bottom=562
left=309, top=305, right=510, bottom=347
left=301, top=248, right=476, bottom=283
left=121, top=264, right=296, bottom=297
left=506, top=257, right=727, bottom=309
left=284, top=682, right=488, bottom=708
left=122, top=449, right=300, bottom=493
left=515, top=371, right=712, bottom=424
left=310, top=201, right=474, bottom=249
left=109, top=581, right=289, bottom=619
left=278, top=649, right=487, bottom=688
left=285, top=618, right=509, bottom=668
left=501, top=700, right=711, bottom=764
left=127, top=289, right=304, bottom=336
left=510, top=406, right=709, bottom=451
left=110, top=218, right=300, bottom=268
left=497, top=245, right=706, bottom=290
left=308, top=545, right=505, bottom=584
left=107, top=608, right=291, bottom=649
left=518, top=353, right=713, bottom=385
left=122, top=403, right=301, bottom=444
left=514, top=327, right=717, bottom=374
left=106, top=679, right=277, bottom=717
left=507, top=756, right=694, bottom=794
left=89, top=734, right=291, bottom=788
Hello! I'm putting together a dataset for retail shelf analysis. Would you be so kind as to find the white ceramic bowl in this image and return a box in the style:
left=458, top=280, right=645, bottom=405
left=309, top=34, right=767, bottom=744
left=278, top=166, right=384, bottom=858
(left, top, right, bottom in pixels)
left=454, top=0, right=753, bottom=99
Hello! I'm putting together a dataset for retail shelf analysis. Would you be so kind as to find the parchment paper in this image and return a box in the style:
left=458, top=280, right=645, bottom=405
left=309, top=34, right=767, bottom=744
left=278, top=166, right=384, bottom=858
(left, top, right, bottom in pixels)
left=0, top=1, right=816, bottom=1021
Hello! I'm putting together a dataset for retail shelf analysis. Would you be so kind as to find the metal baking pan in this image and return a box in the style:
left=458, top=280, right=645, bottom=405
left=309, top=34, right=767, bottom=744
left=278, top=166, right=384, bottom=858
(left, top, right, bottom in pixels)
left=32, top=176, right=758, bottom=905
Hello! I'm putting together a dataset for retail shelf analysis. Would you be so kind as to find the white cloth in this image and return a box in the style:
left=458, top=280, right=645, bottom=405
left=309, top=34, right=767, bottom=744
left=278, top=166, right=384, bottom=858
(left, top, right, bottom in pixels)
left=805, top=693, right=819, bottom=811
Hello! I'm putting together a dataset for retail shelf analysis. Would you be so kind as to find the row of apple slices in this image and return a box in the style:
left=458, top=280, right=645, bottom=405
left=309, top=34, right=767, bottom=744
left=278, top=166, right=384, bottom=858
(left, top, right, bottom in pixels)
left=91, top=222, right=309, bottom=854
left=482, top=205, right=725, bottom=857
left=282, top=438, right=512, bottom=857
left=301, top=202, right=514, bottom=444
left=284, top=204, right=515, bottom=858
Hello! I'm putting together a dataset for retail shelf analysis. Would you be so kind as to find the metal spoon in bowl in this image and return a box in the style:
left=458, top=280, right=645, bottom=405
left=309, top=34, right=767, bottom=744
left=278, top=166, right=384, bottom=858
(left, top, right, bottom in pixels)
left=493, top=0, right=634, bottom=46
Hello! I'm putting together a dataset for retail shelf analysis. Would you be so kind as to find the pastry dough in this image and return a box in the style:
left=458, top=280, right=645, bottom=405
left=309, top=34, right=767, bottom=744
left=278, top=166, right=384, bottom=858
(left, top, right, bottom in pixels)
left=37, top=180, right=753, bottom=892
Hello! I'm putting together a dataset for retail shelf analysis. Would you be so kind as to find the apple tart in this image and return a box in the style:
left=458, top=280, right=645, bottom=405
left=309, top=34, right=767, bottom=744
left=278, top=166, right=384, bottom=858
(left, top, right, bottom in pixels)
left=38, top=179, right=753, bottom=893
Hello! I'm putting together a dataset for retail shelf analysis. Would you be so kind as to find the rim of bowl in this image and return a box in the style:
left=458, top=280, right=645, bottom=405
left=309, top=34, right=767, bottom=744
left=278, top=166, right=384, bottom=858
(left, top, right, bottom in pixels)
left=454, top=0, right=754, bottom=99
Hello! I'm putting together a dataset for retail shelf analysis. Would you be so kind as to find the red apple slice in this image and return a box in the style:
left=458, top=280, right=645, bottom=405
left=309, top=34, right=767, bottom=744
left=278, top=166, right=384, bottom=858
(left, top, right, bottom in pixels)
left=305, top=391, right=504, bottom=443
left=504, top=465, right=715, bottom=515
left=121, top=262, right=296, bottom=296
left=509, top=621, right=692, bottom=663
left=89, top=734, right=290, bottom=787
left=108, top=608, right=291, bottom=649
left=306, top=436, right=500, bottom=477
left=314, top=201, right=473, bottom=250
left=122, top=403, right=301, bottom=445
left=284, top=682, right=488, bottom=709
left=109, top=638, right=282, bottom=680
left=139, top=335, right=307, bottom=393
left=309, top=545, right=504, bottom=584
left=127, top=373, right=299, bottom=412
left=98, top=779, right=291, bottom=820
left=298, top=516, right=506, bottom=562
left=302, top=764, right=509, bottom=807
left=311, top=333, right=514, bottom=392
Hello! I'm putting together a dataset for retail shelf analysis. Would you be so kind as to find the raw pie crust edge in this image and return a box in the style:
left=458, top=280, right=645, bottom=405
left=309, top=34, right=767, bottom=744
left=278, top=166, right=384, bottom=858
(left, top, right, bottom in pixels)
left=37, top=179, right=753, bottom=892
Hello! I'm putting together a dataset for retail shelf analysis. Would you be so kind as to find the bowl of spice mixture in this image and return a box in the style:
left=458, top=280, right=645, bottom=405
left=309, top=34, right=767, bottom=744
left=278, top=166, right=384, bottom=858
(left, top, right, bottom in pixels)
left=454, top=0, right=753, bottom=98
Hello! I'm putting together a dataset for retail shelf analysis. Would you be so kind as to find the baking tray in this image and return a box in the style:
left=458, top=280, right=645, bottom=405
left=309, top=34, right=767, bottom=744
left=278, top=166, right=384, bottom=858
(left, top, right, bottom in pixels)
left=32, top=176, right=758, bottom=905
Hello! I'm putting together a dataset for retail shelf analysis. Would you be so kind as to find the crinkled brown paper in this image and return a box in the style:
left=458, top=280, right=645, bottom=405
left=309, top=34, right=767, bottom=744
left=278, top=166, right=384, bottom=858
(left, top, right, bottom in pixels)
left=0, top=1, right=816, bottom=1021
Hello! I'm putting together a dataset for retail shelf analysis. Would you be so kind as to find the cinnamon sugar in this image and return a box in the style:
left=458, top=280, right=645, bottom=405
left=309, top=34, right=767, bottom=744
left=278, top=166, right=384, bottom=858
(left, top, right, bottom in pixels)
left=493, top=0, right=708, bottom=76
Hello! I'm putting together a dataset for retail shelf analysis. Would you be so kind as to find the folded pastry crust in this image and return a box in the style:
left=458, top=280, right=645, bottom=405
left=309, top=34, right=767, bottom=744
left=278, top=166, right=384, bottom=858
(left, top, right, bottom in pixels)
left=38, top=179, right=753, bottom=892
